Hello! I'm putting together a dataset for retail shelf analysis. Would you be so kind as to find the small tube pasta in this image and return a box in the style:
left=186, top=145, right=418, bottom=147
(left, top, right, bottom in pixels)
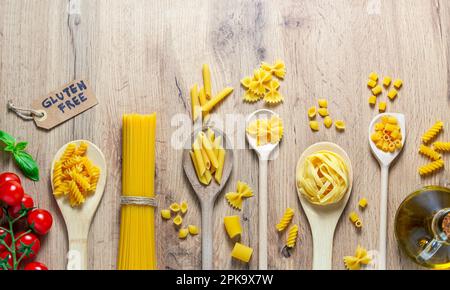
left=161, top=209, right=171, bottom=219
left=368, top=95, right=377, bottom=106
left=387, top=89, right=398, bottom=100
left=224, top=215, right=242, bottom=239
left=378, top=101, right=386, bottom=112
left=231, top=243, right=253, bottom=263
left=202, top=64, right=212, bottom=99
left=349, top=212, right=362, bottom=228
left=369, top=72, right=378, bottom=81
left=393, top=79, right=403, bottom=89
left=358, top=198, right=368, bottom=209
left=371, top=85, right=382, bottom=96
left=383, top=76, right=392, bottom=87
left=367, top=80, right=377, bottom=88
left=202, top=87, right=233, bottom=113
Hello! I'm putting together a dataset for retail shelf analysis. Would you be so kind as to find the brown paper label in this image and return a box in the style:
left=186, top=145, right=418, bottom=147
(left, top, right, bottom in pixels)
left=31, top=80, right=98, bottom=130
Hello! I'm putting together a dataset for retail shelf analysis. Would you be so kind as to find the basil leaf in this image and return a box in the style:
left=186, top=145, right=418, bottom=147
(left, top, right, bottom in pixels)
left=12, top=151, right=40, bottom=181
left=3, top=144, right=15, bottom=152
left=0, top=130, right=16, bottom=146
left=14, top=141, right=28, bottom=152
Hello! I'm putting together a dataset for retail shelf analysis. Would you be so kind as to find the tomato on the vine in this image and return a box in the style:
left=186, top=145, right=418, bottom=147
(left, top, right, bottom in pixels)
left=0, top=251, right=13, bottom=270
left=8, top=194, right=34, bottom=218
left=15, top=232, right=40, bottom=260
left=0, top=228, right=11, bottom=252
left=23, top=261, right=48, bottom=270
left=27, top=209, right=53, bottom=235
left=0, top=181, right=24, bottom=206
left=0, top=172, right=21, bottom=186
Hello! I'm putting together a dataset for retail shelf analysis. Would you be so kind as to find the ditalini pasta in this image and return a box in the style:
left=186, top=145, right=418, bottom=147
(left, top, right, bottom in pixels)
left=371, top=115, right=403, bottom=153
left=190, top=129, right=226, bottom=185
left=418, top=159, right=444, bottom=176
left=349, top=212, right=363, bottom=228
left=224, top=215, right=242, bottom=239
left=383, top=76, right=392, bottom=87
left=286, top=225, right=299, bottom=248
left=276, top=208, right=294, bottom=232
left=343, top=245, right=371, bottom=270
left=421, top=121, right=444, bottom=144
left=52, top=142, right=101, bottom=207
left=231, top=242, right=253, bottom=263
left=225, top=181, right=254, bottom=210
left=368, top=72, right=378, bottom=81
left=358, top=198, right=368, bottom=209
left=118, top=113, right=157, bottom=270
left=296, top=150, right=349, bottom=205
left=433, top=141, right=450, bottom=152
left=161, top=209, right=171, bottom=220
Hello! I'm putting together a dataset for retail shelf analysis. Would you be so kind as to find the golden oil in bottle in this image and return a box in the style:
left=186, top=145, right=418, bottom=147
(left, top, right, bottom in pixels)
left=394, top=186, right=450, bottom=269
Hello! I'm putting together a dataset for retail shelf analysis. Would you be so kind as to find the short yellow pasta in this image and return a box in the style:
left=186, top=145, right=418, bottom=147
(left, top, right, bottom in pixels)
left=286, top=225, right=299, bottom=248
left=324, top=116, right=333, bottom=128
left=276, top=208, right=294, bottom=232
left=231, top=242, right=253, bottom=263
left=349, top=212, right=363, bottom=228
left=368, top=95, right=377, bottom=106
left=421, top=121, right=444, bottom=144
left=433, top=141, right=450, bottom=152
left=419, top=144, right=441, bottom=161
left=309, top=121, right=320, bottom=131
left=383, top=76, right=392, bottom=87
left=344, top=245, right=371, bottom=270
left=224, top=215, right=242, bottom=239
left=358, top=198, right=368, bottom=209
left=418, top=159, right=444, bottom=176
left=368, top=72, right=378, bottom=82
left=371, top=115, right=402, bottom=153
left=53, top=142, right=100, bottom=207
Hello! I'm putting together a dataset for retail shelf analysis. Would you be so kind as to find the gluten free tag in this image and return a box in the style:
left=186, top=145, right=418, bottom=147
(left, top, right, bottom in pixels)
left=31, top=80, right=98, bottom=130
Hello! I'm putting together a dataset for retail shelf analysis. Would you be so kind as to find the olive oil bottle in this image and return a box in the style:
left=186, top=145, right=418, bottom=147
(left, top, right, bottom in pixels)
left=395, top=186, right=450, bottom=269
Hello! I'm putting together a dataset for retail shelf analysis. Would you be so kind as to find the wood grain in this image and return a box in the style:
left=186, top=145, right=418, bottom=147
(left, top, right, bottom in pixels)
left=1, top=0, right=449, bottom=270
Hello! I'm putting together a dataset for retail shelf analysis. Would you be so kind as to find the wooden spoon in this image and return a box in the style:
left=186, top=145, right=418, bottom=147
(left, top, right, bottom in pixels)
left=51, top=140, right=107, bottom=270
left=182, top=127, right=233, bottom=270
left=246, top=109, right=282, bottom=270
left=295, top=142, right=353, bottom=270
left=368, top=113, right=406, bottom=269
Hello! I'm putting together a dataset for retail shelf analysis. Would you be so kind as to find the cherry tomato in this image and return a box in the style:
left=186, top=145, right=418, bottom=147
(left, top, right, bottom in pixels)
left=0, top=172, right=21, bottom=186
left=15, top=232, right=40, bottom=260
left=0, top=228, right=11, bottom=252
left=7, top=194, right=34, bottom=218
left=23, top=261, right=48, bottom=270
left=0, top=251, right=13, bottom=270
left=0, top=181, right=24, bottom=206
left=27, top=209, right=53, bottom=235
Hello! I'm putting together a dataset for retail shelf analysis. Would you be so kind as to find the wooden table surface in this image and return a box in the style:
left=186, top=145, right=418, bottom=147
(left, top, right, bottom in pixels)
left=1, top=0, right=449, bottom=270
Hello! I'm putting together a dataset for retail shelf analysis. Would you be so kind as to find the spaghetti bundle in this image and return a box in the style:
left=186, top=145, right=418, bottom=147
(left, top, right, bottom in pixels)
left=118, top=114, right=157, bottom=270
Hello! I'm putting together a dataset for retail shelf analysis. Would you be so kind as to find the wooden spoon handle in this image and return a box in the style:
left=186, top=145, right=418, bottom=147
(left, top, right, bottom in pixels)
left=67, top=238, right=88, bottom=270
left=201, top=199, right=214, bottom=270
left=258, top=159, right=268, bottom=270
left=311, top=226, right=334, bottom=270
left=378, top=164, right=389, bottom=270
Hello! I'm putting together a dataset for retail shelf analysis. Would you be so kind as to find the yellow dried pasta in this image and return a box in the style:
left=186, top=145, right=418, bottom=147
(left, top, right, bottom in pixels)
left=286, top=225, right=299, bottom=248
left=418, top=159, right=444, bottom=176
left=419, top=144, right=441, bottom=161
left=53, top=142, right=100, bottom=207
left=324, top=116, right=333, bottom=128
left=276, top=208, right=294, bottom=232
left=358, top=198, right=368, bottom=209
left=433, top=141, right=450, bottom=152
left=421, top=121, right=444, bottom=144
left=225, top=181, right=253, bottom=210
left=371, top=115, right=403, bottom=153
left=296, top=150, right=349, bottom=205
left=231, top=243, right=253, bottom=263
left=246, top=115, right=283, bottom=146
left=349, top=212, right=363, bottom=228
left=224, top=215, right=242, bottom=239
left=344, top=245, right=371, bottom=270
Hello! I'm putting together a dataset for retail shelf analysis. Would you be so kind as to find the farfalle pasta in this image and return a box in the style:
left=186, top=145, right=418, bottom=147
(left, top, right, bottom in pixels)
left=225, top=181, right=253, bottom=210
left=246, top=115, right=283, bottom=146
left=296, top=150, right=349, bottom=205
left=241, top=60, right=286, bottom=105
left=52, top=142, right=101, bottom=207
left=343, top=245, right=372, bottom=270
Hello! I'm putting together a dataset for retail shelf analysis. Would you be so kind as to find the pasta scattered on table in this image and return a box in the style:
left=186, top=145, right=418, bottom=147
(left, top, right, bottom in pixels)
left=225, top=181, right=254, bottom=210
left=433, top=141, right=450, bottom=152
left=349, top=212, right=363, bottom=228
left=343, top=245, right=372, bottom=270
left=231, top=242, right=253, bottom=263
left=418, top=159, right=444, bottom=176
left=421, top=121, right=444, bottom=144
left=224, top=215, right=242, bottom=239
left=419, top=144, right=441, bottom=161
left=285, top=225, right=299, bottom=248
left=276, top=208, right=294, bottom=232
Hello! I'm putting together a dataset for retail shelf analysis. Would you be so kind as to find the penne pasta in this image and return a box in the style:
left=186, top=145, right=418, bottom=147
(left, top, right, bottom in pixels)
left=200, top=146, right=211, bottom=170
left=192, top=139, right=206, bottom=176
left=201, top=133, right=219, bottom=169
left=215, top=147, right=225, bottom=184
left=190, top=83, right=200, bottom=121
left=207, top=128, right=215, bottom=143
left=202, top=87, right=233, bottom=113
left=202, top=64, right=212, bottom=99
left=213, top=135, right=222, bottom=157
left=190, top=151, right=209, bottom=184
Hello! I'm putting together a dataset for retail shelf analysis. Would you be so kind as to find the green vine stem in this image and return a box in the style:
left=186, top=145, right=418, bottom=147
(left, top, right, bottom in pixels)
left=0, top=206, right=35, bottom=270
